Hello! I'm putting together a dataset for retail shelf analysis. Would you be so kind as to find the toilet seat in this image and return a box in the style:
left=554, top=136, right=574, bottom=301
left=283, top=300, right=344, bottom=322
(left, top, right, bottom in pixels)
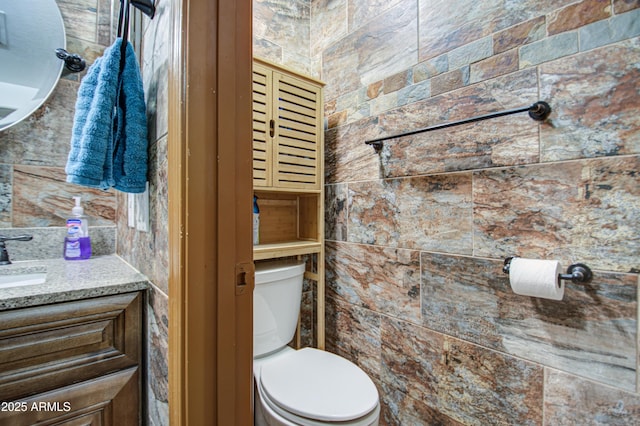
left=258, top=348, right=379, bottom=425
left=257, top=378, right=381, bottom=426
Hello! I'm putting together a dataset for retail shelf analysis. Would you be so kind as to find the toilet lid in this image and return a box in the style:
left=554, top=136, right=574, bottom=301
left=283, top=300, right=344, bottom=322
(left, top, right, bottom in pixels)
left=259, top=348, right=379, bottom=422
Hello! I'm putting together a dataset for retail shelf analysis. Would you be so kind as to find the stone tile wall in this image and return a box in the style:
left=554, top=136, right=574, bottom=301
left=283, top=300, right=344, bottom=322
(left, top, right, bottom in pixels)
left=317, top=0, right=640, bottom=425
left=254, top=0, right=316, bottom=77
left=0, top=0, right=117, bottom=258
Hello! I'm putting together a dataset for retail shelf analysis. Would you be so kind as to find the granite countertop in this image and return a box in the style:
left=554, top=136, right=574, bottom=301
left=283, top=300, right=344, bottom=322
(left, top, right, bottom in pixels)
left=0, top=255, right=149, bottom=311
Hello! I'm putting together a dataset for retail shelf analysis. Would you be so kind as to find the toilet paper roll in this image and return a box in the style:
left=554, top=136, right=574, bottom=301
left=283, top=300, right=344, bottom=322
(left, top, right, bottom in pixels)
left=509, top=258, right=564, bottom=300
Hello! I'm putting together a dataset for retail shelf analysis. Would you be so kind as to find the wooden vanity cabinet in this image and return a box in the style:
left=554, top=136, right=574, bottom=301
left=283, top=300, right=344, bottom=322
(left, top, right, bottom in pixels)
left=0, top=292, right=143, bottom=425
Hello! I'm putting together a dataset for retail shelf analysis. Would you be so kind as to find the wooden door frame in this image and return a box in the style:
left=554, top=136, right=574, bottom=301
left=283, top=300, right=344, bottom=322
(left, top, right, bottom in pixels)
left=167, top=0, right=253, bottom=424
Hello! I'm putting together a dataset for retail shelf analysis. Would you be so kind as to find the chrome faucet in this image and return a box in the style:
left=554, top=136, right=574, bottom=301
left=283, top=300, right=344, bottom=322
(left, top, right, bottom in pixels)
left=0, top=235, right=33, bottom=265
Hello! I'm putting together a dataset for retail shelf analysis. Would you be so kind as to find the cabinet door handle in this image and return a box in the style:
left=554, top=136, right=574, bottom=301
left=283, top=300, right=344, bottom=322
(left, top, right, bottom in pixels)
left=269, top=119, right=275, bottom=137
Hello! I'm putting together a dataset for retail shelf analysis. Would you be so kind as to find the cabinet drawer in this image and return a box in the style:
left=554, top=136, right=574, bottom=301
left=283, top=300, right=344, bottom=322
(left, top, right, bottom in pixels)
left=0, top=292, right=142, bottom=400
left=0, top=367, right=139, bottom=426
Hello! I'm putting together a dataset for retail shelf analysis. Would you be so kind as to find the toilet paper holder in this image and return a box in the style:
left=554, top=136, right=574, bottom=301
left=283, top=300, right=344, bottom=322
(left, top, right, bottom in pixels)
left=502, top=257, right=593, bottom=283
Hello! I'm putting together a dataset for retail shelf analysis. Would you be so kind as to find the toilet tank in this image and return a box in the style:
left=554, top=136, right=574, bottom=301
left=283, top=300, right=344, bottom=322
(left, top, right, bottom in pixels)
left=254, top=260, right=306, bottom=358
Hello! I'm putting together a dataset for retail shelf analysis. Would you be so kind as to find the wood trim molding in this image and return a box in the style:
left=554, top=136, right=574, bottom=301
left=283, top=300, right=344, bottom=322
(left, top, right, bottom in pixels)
left=168, top=0, right=253, bottom=424
left=167, top=0, right=186, bottom=422
left=217, top=0, right=254, bottom=424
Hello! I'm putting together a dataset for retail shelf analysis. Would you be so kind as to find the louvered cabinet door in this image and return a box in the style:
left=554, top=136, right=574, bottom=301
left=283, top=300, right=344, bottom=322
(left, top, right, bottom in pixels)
left=252, top=60, right=323, bottom=191
left=252, top=62, right=273, bottom=188
left=272, top=72, right=322, bottom=190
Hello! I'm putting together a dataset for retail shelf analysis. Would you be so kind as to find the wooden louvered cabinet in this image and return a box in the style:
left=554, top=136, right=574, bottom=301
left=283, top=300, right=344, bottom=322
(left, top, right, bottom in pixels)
left=252, top=58, right=325, bottom=257
left=252, top=59, right=323, bottom=191
left=252, top=58, right=326, bottom=349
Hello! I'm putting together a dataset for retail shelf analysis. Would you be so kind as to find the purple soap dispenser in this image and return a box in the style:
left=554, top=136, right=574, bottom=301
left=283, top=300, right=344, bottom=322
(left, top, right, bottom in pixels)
left=63, top=196, right=92, bottom=260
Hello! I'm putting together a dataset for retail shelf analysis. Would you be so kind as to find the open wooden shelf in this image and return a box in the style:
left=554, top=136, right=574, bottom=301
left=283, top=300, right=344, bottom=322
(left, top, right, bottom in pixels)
left=253, top=240, right=322, bottom=260
left=253, top=190, right=320, bottom=246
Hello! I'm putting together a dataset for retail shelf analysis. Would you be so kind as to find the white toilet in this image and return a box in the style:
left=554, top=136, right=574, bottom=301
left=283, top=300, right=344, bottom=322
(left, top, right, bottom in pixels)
left=254, top=260, right=380, bottom=426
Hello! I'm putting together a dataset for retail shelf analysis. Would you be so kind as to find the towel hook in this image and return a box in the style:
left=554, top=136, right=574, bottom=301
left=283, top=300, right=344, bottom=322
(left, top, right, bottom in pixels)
left=117, top=0, right=156, bottom=41
left=119, top=0, right=131, bottom=73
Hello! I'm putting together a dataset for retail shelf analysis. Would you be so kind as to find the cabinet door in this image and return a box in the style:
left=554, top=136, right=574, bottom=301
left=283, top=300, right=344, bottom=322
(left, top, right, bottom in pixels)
left=272, top=72, right=322, bottom=190
left=252, top=62, right=273, bottom=188
left=252, top=61, right=323, bottom=191
left=0, top=367, right=139, bottom=426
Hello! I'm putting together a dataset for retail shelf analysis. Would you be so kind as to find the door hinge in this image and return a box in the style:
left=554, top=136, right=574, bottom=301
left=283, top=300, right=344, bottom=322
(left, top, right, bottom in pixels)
left=235, top=262, right=254, bottom=295
left=269, top=119, right=275, bottom=137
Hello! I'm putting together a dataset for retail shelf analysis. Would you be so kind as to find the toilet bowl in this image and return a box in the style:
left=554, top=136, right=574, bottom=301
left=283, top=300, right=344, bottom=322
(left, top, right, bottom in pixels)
left=254, top=347, right=380, bottom=426
left=254, top=260, right=380, bottom=426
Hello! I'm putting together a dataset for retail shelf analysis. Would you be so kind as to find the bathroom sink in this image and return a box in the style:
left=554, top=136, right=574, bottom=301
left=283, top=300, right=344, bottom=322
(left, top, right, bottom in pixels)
left=0, top=272, right=46, bottom=289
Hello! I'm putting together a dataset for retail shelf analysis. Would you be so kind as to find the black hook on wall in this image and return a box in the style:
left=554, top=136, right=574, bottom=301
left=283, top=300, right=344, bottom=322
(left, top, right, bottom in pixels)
left=131, top=0, right=156, bottom=19
left=55, top=48, right=86, bottom=73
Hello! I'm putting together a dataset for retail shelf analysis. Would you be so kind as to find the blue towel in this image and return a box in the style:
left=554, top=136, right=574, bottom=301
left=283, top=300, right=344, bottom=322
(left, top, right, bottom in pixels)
left=66, top=42, right=119, bottom=189
left=113, top=41, right=148, bottom=193
left=66, top=38, right=148, bottom=193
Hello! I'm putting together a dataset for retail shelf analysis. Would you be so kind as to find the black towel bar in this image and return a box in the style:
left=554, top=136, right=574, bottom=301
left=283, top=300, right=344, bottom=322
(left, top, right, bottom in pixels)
left=364, top=101, right=551, bottom=152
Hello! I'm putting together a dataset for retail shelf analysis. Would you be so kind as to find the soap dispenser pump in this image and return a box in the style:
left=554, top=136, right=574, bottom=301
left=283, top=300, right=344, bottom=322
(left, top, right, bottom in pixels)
left=64, top=196, right=92, bottom=260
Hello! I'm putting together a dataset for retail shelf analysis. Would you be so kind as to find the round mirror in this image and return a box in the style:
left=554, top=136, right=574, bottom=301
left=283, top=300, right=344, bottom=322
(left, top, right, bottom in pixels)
left=0, top=0, right=65, bottom=131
